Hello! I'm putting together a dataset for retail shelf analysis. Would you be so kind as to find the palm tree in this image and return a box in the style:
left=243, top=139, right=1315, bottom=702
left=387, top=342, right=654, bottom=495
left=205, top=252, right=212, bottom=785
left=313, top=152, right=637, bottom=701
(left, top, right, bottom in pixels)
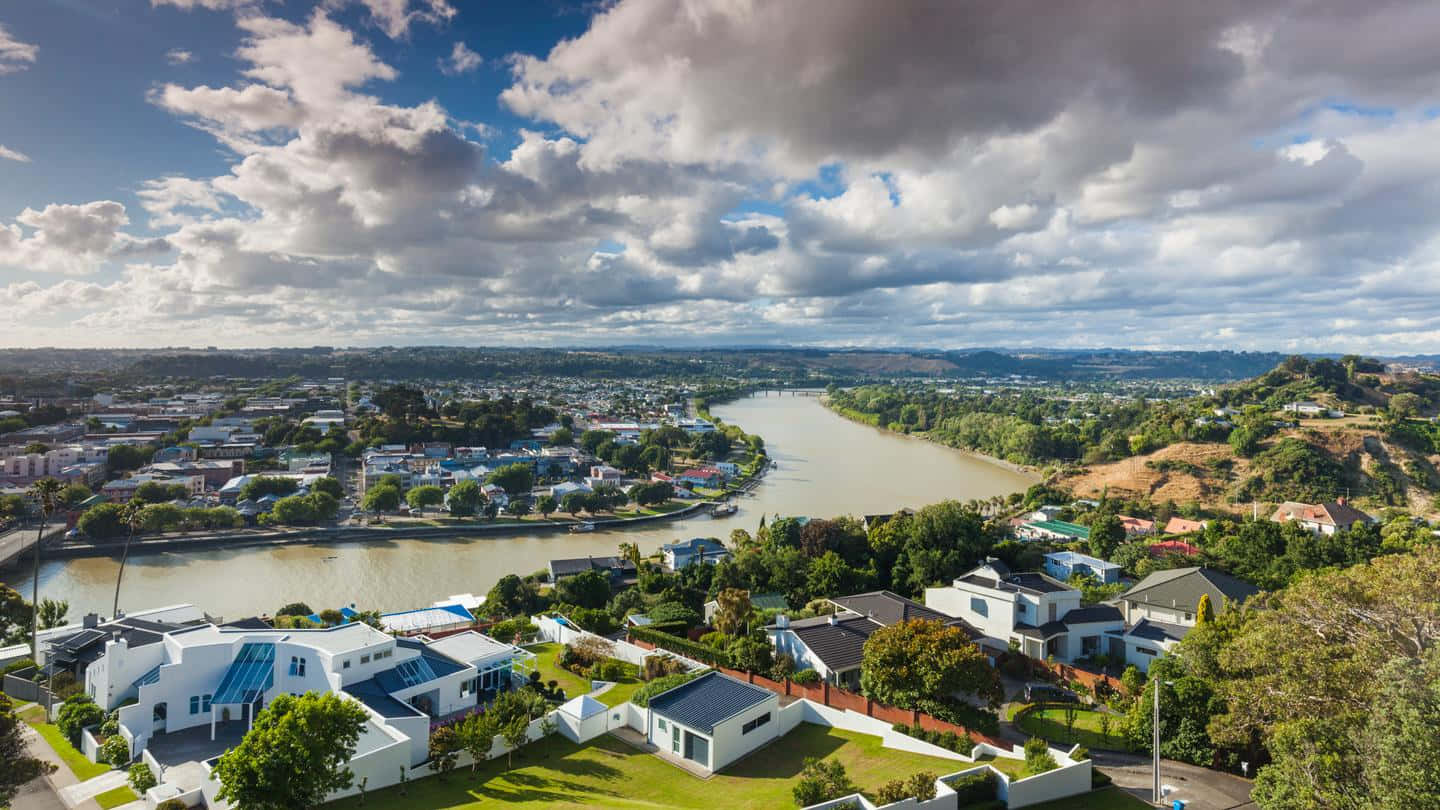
left=26, top=477, right=62, bottom=662
left=112, top=501, right=144, bottom=618
left=618, top=541, right=640, bottom=569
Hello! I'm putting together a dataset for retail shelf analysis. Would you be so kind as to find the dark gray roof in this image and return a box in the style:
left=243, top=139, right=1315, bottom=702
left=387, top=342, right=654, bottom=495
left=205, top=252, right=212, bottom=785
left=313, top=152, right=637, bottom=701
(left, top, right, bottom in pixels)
left=958, top=568, right=1072, bottom=596
left=647, top=671, right=774, bottom=734
left=344, top=678, right=426, bottom=719
left=1061, top=605, right=1124, bottom=626
left=1014, top=621, right=1069, bottom=639
left=1121, top=567, right=1259, bottom=613
left=790, top=615, right=880, bottom=672
left=830, top=591, right=955, bottom=627
left=220, top=617, right=273, bottom=630
left=549, top=555, right=636, bottom=579
left=1125, top=618, right=1190, bottom=644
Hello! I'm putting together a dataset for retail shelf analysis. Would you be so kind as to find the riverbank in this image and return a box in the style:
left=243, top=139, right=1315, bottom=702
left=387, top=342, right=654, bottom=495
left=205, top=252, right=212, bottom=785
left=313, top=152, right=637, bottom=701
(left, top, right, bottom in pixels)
left=819, top=395, right=1041, bottom=482
left=18, top=499, right=717, bottom=563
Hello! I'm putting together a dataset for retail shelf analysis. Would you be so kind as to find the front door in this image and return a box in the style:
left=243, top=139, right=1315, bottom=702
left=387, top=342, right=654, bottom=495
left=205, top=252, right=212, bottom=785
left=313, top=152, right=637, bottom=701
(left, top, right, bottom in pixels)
left=670, top=723, right=680, bottom=754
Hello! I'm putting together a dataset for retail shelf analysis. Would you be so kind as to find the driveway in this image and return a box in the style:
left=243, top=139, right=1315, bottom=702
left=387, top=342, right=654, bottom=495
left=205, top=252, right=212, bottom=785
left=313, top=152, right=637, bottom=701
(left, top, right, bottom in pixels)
left=1092, top=751, right=1257, bottom=810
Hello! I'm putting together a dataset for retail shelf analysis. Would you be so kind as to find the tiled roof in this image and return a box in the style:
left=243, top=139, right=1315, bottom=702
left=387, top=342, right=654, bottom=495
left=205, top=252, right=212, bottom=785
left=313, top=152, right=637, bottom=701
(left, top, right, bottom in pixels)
left=647, top=672, right=774, bottom=734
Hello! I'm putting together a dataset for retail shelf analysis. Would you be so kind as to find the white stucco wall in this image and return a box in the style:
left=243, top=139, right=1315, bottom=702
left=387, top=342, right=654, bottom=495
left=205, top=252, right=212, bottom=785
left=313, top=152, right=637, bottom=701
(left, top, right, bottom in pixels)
left=708, top=695, right=780, bottom=771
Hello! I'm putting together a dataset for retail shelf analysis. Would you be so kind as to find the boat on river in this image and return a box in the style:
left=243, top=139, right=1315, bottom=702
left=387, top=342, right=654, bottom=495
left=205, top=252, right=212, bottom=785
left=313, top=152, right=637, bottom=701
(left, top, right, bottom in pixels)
left=569, top=522, right=596, bottom=533
left=711, top=503, right=738, bottom=517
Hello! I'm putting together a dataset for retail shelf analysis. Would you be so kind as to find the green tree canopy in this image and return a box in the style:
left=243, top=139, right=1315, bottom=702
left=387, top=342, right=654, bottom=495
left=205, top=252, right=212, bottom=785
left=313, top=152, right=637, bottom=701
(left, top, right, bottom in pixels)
left=859, top=619, right=1001, bottom=710
left=446, top=479, right=482, bottom=516
left=486, top=463, right=535, bottom=496
left=212, top=692, right=368, bottom=810
left=406, top=485, right=444, bottom=510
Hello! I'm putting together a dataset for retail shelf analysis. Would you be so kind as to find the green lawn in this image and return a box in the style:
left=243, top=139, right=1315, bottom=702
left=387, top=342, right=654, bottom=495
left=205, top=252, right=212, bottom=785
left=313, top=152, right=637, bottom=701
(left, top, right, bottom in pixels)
left=93, top=785, right=139, bottom=809
left=1016, top=706, right=1130, bottom=751
left=972, top=754, right=1027, bottom=778
left=524, top=643, right=591, bottom=701
left=595, top=677, right=643, bottom=708
left=325, top=723, right=963, bottom=809
left=25, top=721, right=112, bottom=781
left=1022, top=786, right=1152, bottom=809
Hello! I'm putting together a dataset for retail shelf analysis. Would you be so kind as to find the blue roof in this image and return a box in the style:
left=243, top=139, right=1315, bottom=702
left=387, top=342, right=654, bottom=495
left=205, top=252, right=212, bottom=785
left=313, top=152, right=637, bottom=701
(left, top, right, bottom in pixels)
left=1045, top=551, right=1121, bottom=569
left=381, top=603, right=473, bottom=621
left=373, top=647, right=468, bottom=693
left=647, top=671, right=775, bottom=734
left=213, top=643, right=275, bottom=705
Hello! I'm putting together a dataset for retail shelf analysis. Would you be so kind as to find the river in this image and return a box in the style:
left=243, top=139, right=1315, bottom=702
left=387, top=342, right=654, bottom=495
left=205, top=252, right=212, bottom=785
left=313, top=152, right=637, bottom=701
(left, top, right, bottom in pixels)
left=3, top=395, right=1036, bottom=620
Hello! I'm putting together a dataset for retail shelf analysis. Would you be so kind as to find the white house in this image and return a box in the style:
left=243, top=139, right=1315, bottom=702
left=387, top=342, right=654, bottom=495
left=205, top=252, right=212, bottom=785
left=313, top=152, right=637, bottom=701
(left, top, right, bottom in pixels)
left=924, top=560, right=1123, bottom=662
left=645, top=671, right=779, bottom=773
left=1043, top=551, right=1122, bottom=585
left=661, top=537, right=730, bottom=569
left=1110, top=567, right=1260, bottom=672
left=1269, top=499, right=1374, bottom=535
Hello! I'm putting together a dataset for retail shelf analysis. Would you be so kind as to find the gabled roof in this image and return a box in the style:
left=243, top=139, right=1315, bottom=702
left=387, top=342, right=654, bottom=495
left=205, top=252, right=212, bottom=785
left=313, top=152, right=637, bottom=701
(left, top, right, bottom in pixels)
left=1061, top=605, right=1124, bottom=625
left=830, top=591, right=965, bottom=629
left=1121, top=567, right=1259, bottom=613
left=1124, top=618, right=1190, bottom=644
left=647, top=671, right=774, bottom=734
left=789, top=614, right=880, bottom=672
left=549, top=555, right=636, bottom=578
left=1271, top=500, right=1373, bottom=528
left=662, top=537, right=727, bottom=554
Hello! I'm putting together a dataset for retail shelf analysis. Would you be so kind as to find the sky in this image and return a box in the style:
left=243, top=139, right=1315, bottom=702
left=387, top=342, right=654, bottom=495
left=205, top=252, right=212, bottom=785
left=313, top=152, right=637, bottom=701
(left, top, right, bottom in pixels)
left=2, top=1, right=1440, bottom=352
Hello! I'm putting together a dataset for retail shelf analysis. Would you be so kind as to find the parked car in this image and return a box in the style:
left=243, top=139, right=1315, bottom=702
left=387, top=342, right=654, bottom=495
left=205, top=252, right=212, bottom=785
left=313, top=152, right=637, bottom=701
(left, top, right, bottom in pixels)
left=1025, top=683, right=1078, bottom=704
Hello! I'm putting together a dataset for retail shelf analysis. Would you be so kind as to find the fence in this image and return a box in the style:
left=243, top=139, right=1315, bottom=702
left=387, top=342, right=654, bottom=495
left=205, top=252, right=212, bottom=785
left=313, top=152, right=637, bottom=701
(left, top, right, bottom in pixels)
left=2, top=668, right=53, bottom=706
left=1039, top=660, right=1123, bottom=694
left=544, top=617, right=707, bottom=672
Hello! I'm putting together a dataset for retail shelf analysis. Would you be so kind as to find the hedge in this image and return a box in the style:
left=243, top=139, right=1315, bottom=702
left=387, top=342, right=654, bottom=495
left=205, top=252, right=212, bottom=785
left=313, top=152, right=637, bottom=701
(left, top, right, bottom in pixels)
left=631, top=672, right=704, bottom=707
left=949, top=770, right=997, bottom=804
left=628, top=626, right=733, bottom=668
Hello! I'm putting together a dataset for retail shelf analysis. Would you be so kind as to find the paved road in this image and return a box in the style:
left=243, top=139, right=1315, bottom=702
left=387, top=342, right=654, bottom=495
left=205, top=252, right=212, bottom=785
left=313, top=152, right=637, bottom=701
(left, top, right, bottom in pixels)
left=1093, top=751, right=1257, bottom=810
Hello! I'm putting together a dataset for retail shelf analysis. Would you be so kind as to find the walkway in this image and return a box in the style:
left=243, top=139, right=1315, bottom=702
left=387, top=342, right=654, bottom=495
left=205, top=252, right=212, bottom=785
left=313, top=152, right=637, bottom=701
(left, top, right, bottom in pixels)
left=57, top=771, right=127, bottom=807
left=14, top=721, right=102, bottom=810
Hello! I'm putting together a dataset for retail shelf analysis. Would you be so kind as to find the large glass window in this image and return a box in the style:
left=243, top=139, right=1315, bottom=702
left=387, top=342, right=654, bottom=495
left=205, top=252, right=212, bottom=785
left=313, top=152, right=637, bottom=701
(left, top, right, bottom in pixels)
left=969, top=597, right=988, bottom=617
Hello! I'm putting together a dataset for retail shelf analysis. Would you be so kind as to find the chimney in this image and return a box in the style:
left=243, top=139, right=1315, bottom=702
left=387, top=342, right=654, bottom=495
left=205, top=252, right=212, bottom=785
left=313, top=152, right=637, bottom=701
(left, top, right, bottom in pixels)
left=83, top=613, right=100, bottom=628
left=1336, top=496, right=1346, bottom=505
left=827, top=613, right=839, bottom=626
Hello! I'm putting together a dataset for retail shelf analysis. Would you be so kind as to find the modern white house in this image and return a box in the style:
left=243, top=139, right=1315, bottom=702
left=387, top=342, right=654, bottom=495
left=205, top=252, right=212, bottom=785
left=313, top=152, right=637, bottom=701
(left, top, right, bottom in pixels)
left=79, top=619, right=533, bottom=805
left=645, top=671, right=779, bottom=773
left=924, top=560, right=1123, bottom=662
left=1043, top=551, right=1122, bottom=585
left=1108, top=567, right=1259, bottom=672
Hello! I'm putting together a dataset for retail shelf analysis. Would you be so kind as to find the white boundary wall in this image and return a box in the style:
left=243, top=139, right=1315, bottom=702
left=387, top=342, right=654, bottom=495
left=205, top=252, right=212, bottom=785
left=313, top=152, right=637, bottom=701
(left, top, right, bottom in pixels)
left=532, top=615, right=707, bottom=672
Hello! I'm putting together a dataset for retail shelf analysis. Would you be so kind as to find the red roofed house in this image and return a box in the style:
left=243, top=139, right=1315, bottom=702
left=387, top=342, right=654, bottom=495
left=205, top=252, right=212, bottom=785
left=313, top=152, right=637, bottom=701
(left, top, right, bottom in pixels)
left=1117, top=515, right=1155, bottom=537
left=1149, top=539, right=1200, bottom=558
left=1163, top=517, right=1207, bottom=535
left=1269, top=498, right=1374, bottom=536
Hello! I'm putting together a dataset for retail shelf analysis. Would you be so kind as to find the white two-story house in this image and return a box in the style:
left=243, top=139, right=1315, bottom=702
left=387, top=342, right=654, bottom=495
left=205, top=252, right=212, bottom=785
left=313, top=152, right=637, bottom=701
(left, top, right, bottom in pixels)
left=924, top=559, right=1124, bottom=663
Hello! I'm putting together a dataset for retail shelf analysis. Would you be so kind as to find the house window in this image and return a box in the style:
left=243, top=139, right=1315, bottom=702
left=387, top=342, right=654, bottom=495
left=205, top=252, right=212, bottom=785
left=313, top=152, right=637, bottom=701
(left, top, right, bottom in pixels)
left=1136, top=647, right=1157, bottom=656
left=1184, top=613, right=1193, bottom=622
left=289, top=656, right=299, bottom=676
left=969, top=597, right=988, bottom=617
left=361, top=654, right=371, bottom=664
left=189, top=696, right=200, bottom=715
left=657, top=718, right=668, bottom=732
left=742, top=713, right=772, bottom=735
left=1015, top=602, right=1027, bottom=617
left=202, top=694, right=212, bottom=712
left=343, top=659, right=351, bottom=669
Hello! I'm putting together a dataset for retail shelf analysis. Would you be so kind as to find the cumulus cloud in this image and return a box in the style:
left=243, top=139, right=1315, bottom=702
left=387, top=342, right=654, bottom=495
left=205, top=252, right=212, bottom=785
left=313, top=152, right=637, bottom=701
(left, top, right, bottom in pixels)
left=13, top=0, right=1440, bottom=351
left=0, top=144, right=29, bottom=163
left=165, top=48, right=195, bottom=65
left=0, top=22, right=38, bottom=75
left=440, top=41, right=482, bottom=75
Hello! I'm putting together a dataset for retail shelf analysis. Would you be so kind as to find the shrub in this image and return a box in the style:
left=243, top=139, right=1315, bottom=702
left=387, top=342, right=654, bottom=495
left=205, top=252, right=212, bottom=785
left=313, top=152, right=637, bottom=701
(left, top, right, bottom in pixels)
left=1, top=657, right=35, bottom=676
left=588, top=658, right=630, bottom=682
left=488, top=617, right=538, bottom=643
left=631, top=672, right=702, bottom=707
left=791, top=757, right=855, bottom=807
left=698, top=631, right=729, bottom=650
left=642, top=654, right=688, bottom=681
left=948, top=769, right=996, bottom=804
left=157, top=800, right=187, bottom=810
left=629, top=625, right=733, bottom=668
left=873, top=779, right=909, bottom=804
left=791, top=669, right=820, bottom=685
left=99, top=714, right=120, bottom=739
left=100, top=734, right=131, bottom=768
left=1022, top=737, right=1059, bottom=777
left=57, top=696, right=104, bottom=741
left=1071, top=746, right=1090, bottom=761
left=128, top=762, right=157, bottom=793
left=917, top=698, right=1000, bottom=736
left=908, top=771, right=937, bottom=801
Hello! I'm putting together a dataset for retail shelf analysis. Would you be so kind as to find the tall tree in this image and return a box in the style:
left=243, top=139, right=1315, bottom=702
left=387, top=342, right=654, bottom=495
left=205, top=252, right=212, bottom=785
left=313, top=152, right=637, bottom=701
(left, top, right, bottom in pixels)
left=36, top=598, right=67, bottom=630
left=712, top=588, right=752, bottom=636
left=112, top=501, right=143, bottom=618
left=212, top=692, right=368, bottom=810
left=26, top=477, right=61, bottom=660
left=1195, top=592, right=1214, bottom=625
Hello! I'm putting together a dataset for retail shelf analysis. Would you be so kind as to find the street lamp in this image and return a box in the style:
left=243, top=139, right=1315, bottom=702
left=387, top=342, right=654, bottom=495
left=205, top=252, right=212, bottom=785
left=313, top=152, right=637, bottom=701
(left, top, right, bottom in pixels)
left=1153, top=678, right=1175, bottom=804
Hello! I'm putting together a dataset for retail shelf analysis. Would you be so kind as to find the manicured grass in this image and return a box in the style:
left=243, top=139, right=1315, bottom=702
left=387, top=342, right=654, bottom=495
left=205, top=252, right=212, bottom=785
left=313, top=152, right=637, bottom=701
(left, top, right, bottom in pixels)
left=93, top=785, right=139, bottom=809
left=523, top=643, right=591, bottom=701
left=972, top=754, right=1028, bottom=778
left=325, top=723, right=963, bottom=809
left=26, top=721, right=112, bottom=780
left=16, top=703, right=46, bottom=724
left=1015, top=706, right=1129, bottom=750
left=1022, top=786, right=1152, bottom=809
left=595, top=676, right=643, bottom=708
